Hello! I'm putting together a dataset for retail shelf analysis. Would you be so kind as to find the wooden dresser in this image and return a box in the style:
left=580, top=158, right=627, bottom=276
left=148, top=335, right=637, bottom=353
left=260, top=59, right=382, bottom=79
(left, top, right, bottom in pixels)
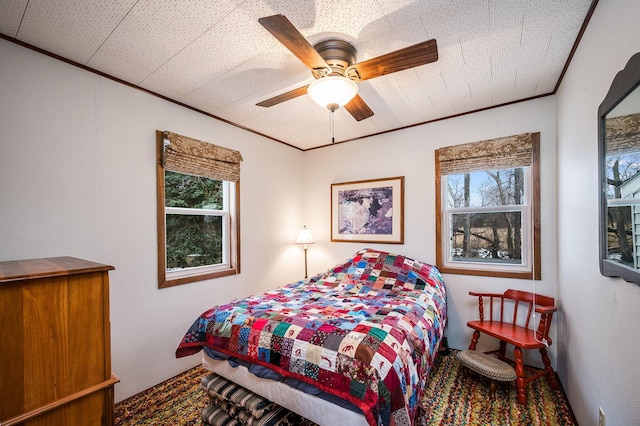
left=0, top=257, right=118, bottom=426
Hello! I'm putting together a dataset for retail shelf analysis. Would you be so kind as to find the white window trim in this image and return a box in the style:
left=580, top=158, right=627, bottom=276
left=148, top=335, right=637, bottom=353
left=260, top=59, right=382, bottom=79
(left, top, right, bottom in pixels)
left=165, top=183, right=232, bottom=278
left=441, top=168, right=533, bottom=274
left=163, top=181, right=237, bottom=282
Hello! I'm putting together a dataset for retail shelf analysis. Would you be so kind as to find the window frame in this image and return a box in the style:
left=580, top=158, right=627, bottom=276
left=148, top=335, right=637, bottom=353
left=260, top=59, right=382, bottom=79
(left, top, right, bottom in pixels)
left=435, top=133, right=541, bottom=279
left=156, top=132, right=240, bottom=288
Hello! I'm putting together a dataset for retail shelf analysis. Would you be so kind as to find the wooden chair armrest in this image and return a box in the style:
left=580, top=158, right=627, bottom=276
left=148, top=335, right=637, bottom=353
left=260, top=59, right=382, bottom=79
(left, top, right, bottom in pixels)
left=535, top=305, right=557, bottom=314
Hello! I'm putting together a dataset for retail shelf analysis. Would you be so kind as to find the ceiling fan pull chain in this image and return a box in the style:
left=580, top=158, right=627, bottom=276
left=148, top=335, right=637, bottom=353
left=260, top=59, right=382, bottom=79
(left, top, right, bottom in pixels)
left=330, top=110, right=335, bottom=144
left=326, top=103, right=338, bottom=144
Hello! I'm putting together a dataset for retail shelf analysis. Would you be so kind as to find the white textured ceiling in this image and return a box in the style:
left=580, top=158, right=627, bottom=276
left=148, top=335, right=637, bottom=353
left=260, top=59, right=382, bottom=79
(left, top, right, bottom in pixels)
left=0, top=0, right=595, bottom=150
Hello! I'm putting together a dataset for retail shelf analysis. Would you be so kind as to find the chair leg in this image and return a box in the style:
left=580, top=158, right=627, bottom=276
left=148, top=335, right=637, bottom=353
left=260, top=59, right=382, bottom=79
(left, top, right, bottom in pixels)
left=514, top=347, right=527, bottom=405
left=540, top=347, right=559, bottom=389
left=498, top=340, right=507, bottom=357
left=469, top=330, right=480, bottom=350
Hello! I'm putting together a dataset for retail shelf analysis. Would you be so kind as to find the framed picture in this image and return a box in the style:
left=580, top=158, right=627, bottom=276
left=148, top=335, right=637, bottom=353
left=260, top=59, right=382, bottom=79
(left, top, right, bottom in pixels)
left=331, top=176, right=404, bottom=243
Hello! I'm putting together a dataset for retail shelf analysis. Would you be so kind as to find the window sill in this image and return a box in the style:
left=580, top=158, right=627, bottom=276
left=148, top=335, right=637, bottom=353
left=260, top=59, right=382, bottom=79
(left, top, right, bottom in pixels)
left=159, top=267, right=238, bottom=289
left=437, top=265, right=537, bottom=280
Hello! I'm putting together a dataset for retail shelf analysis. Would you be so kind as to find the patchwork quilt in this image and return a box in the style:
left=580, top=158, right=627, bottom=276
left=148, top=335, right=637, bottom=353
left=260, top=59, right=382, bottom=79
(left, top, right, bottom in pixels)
left=176, top=249, right=447, bottom=426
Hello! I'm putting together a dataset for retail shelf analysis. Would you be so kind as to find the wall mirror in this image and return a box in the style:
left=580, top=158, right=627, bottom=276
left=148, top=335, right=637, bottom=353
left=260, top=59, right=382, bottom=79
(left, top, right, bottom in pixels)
left=599, top=51, right=640, bottom=285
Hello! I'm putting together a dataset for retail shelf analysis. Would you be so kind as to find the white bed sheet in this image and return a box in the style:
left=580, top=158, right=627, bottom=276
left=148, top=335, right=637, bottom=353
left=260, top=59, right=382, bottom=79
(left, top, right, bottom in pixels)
left=202, top=351, right=369, bottom=426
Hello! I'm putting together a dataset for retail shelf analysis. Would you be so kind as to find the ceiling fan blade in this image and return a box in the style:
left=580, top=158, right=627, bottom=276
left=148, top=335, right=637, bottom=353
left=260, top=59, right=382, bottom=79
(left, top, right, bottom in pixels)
left=258, top=15, right=330, bottom=72
left=348, top=39, right=438, bottom=81
left=344, top=94, right=374, bottom=121
left=256, top=85, right=309, bottom=107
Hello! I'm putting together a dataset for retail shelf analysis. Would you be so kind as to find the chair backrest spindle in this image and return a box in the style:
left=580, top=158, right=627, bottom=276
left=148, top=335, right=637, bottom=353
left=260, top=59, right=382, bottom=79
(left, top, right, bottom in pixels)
left=489, top=296, right=494, bottom=321
left=524, top=303, right=533, bottom=329
left=511, top=300, right=520, bottom=325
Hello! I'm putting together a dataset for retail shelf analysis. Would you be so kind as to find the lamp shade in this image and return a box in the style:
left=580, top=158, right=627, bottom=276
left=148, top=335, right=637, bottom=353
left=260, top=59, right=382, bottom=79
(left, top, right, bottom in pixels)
left=307, top=76, right=358, bottom=110
left=295, top=226, right=315, bottom=245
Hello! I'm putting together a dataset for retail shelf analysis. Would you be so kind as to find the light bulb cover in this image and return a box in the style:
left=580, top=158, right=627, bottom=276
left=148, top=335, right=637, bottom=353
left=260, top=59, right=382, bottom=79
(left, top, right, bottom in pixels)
left=307, top=76, right=358, bottom=109
left=295, top=226, right=315, bottom=245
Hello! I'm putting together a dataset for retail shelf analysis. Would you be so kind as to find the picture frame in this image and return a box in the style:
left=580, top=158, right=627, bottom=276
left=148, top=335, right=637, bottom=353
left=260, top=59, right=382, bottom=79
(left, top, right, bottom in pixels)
left=331, top=176, right=404, bottom=243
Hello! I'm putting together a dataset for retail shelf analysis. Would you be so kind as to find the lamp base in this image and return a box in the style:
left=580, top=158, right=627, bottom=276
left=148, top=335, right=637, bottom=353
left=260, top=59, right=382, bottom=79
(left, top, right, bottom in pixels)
left=303, top=247, right=309, bottom=279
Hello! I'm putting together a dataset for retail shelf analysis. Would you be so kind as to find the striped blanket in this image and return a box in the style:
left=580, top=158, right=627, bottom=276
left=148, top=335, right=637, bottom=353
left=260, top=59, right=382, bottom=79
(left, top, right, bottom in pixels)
left=201, top=373, right=311, bottom=425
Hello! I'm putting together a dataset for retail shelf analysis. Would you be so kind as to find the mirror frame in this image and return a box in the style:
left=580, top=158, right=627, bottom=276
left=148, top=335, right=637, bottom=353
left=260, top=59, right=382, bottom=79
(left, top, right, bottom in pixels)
left=598, top=51, right=640, bottom=285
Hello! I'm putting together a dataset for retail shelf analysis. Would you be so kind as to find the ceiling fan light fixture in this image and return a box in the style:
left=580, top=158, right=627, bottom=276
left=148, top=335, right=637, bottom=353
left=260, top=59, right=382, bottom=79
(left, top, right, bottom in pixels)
left=307, top=76, right=358, bottom=110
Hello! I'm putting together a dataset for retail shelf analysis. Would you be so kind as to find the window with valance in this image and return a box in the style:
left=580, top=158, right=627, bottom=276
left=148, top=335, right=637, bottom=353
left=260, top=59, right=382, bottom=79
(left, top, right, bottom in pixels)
left=435, top=132, right=541, bottom=279
left=156, top=130, right=242, bottom=288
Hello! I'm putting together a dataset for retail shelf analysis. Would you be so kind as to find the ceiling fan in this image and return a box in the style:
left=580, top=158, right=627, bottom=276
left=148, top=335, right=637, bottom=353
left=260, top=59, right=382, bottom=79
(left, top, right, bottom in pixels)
left=256, top=14, right=439, bottom=122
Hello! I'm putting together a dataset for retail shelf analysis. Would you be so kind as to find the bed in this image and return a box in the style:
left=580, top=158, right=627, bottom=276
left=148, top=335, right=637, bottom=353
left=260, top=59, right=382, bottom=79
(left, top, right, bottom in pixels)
left=176, top=248, right=447, bottom=425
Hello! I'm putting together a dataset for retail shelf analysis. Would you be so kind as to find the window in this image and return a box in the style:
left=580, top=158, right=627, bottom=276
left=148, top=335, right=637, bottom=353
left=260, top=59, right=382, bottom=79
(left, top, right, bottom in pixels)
left=435, top=132, right=540, bottom=279
left=156, top=131, right=241, bottom=288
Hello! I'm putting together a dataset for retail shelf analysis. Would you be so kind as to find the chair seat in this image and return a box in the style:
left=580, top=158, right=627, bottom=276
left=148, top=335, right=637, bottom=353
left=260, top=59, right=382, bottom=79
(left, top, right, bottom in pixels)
left=467, top=320, right=547, bottom=349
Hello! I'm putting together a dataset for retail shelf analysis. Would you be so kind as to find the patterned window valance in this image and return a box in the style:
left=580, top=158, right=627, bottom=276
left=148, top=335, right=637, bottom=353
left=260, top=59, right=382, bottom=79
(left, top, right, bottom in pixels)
left=162, top=131, right=243, bottom=182
left=437, top=132, right=535, bottom=175
left=605, top=112, right=640, bottom=156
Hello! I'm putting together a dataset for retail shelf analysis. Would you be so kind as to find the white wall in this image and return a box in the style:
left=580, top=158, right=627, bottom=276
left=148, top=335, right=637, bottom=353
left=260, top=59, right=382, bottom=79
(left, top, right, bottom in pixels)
left=0, top=39, right=306, bottom=402
left=556, top=0, right=640, bottom=425
left=302, top=96, right=558, bottom=365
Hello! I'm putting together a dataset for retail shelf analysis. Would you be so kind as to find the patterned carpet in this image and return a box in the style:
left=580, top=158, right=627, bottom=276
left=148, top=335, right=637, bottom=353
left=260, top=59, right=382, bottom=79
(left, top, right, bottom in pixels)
left=115, top=365, right=209, bottom=426
left=114, top=349, right=576, bottom=425
left=418, top=350, right=576, bottom=425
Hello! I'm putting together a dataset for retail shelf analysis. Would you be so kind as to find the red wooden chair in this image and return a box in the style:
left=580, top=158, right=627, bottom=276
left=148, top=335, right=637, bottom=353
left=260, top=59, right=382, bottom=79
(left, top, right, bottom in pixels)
left=467, top=289, right=559, bottom=404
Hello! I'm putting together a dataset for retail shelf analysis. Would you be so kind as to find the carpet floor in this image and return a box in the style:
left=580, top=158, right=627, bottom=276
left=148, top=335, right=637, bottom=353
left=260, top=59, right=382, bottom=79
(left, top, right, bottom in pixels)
left=114, top=349, right=576, bottom=425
